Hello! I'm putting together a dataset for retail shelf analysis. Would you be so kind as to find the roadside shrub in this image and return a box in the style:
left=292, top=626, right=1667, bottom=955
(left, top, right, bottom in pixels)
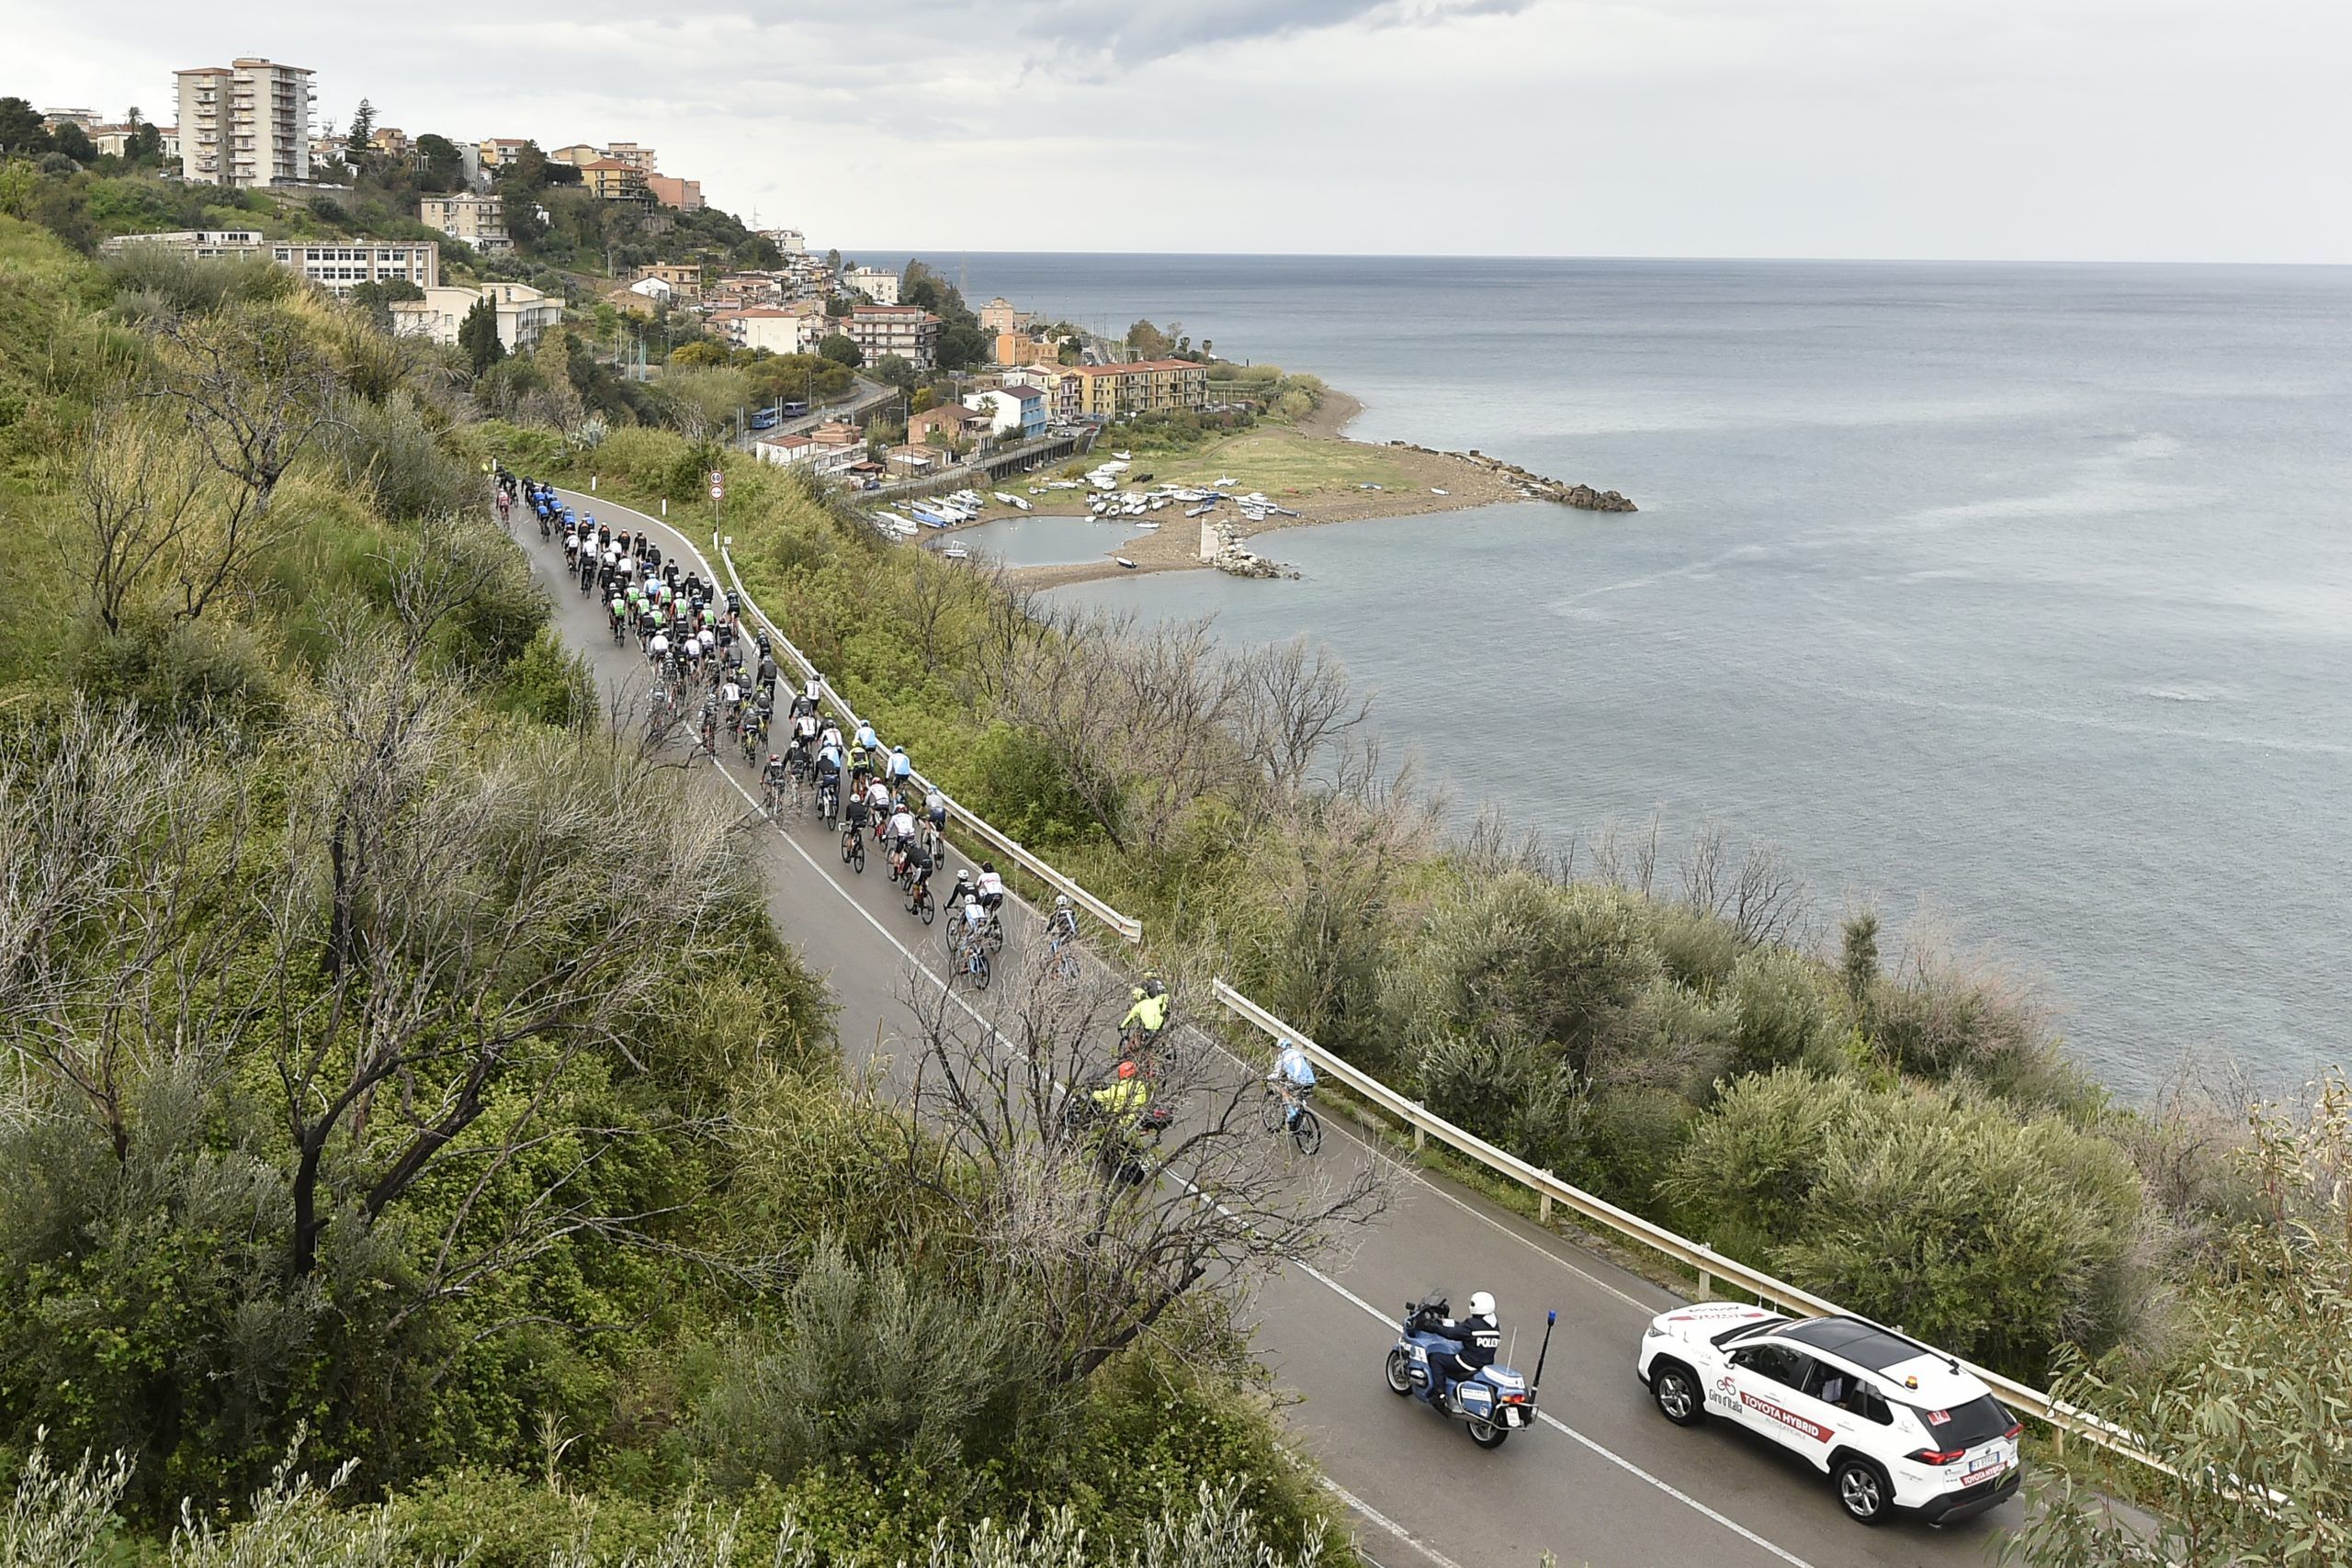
left=1724, top=947, right=1846, bottom=1077
left=691, top=1238, right=1036, bottom=1487
left=72, top=611, right=278, bottom=725
left=1382, top=871, right=1660, bottom=1069
left=1413, top=1032, right=1587, bottom=1172
left=1663, top=1069, right=2143, bottom=1379
left=494, top=625, right=594, bottom=728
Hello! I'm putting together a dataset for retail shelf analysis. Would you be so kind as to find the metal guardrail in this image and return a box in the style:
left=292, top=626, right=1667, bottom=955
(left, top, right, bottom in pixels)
left=710, top=533, right=1144, bottom=943
left=1212, top=979, right=2168, bottom=1474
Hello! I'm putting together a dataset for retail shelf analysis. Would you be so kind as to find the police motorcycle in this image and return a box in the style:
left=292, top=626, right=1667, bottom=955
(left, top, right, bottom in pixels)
left=1385, top=1294, right=1555, bottom=1450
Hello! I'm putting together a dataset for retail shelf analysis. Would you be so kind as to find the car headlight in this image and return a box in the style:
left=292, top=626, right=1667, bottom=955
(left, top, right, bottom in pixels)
left=1644, top=1323, right=1666, bottom=1338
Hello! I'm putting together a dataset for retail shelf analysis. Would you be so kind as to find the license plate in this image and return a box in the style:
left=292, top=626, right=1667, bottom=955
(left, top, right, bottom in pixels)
left=1962, top=1460, right=2013, bottom=1486
left=1504, top=1407, right=1522, bottom=1427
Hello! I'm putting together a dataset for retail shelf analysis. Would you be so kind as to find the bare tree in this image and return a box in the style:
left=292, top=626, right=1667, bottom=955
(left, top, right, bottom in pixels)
left=72, top=404, right=220, bottom=634
left=146, top=302, right=342, bottom=621
left=0, top=705, right=255, bottom=1158
left=887, top=956, right=1387, bottom=1385
left=1227, top=637, right=1371, bottom=829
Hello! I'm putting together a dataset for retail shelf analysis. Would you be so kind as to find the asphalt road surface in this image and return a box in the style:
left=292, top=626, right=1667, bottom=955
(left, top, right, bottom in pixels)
left=527, top=486, right=2018, bottom=1568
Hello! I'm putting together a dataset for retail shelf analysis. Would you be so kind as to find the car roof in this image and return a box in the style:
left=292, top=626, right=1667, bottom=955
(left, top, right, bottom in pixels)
left=1774, top=1317, right=1993, bottom=1404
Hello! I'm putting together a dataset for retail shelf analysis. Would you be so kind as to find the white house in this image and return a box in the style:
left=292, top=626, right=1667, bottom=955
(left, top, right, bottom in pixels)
left=389, top=282, right=563, bottom=353
left=963, top=384, right=1047, bottom=441
left=754, top=432, right=864, bottom=479
left=628, top=275, right=674, bottom=302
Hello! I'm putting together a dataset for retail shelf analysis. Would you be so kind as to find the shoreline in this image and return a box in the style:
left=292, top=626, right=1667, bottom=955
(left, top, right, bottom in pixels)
left=958, top=383, right=1611, bottom=590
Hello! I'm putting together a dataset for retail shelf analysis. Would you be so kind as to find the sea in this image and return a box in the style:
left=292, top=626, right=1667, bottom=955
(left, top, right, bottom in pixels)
left=882, top=253, right=2352, bottom=1097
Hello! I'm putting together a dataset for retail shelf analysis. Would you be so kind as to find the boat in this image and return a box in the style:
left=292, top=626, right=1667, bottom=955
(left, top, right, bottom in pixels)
left=1115, top=557, right=1137, bottom=569
left=942, top=546, right=970, bottom=559
left=1134, top=521, right=1160, bottom=531
left=1185, top=502, right=1216, bottom=518
left=1113, top=450, right=1132, bottom=460
left=995, top=491, right=1032, bottom=511
left=1216, top=476, right=1238, bottom=487
left=1430, top=488, right=1448, bottom=496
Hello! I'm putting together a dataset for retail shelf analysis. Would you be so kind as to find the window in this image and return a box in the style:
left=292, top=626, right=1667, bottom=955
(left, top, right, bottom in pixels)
left=1899, top=1395, right=2014, bottom=1447
left=1730, top=1343, right=1814, bottom=1391
left=1802, top=1360, right=1893, bottom=1423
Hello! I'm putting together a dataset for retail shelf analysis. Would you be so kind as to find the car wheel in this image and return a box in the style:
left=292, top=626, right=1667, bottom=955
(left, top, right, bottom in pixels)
left=1384, top=1348, right=1414, bottom=1396
left=1466, top=1416, right=1509, bottom=1450
left=1651, top=1362, right=1706, bottom=1427
left=1835, top=1458, right=1892, bottom=1526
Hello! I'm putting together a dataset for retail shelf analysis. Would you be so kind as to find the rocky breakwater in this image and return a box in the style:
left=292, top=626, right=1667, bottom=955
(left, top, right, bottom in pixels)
left=1203, top=520, right=1299, bottom=580
left=1387, top=441, right=1638, bottom=513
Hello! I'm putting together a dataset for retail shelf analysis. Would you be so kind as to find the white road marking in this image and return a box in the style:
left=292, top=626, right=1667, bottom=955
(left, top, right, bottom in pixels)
left=1317, top=1475, right=1468, bottom=1568
left=542, top=491, right=1824, bottom=1568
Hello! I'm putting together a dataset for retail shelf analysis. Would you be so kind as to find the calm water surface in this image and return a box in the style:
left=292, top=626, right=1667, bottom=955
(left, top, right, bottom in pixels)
left=881, top=254, right=2352, bottom=1094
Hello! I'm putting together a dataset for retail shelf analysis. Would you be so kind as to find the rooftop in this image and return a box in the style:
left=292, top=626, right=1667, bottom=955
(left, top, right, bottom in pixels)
left=1070, top=359, right=1202, bottom=376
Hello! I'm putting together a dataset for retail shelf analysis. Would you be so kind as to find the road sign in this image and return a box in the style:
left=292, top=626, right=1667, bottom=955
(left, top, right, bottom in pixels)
left=709, top=469, right=726, bottom=501
left=709, top=483, right=724, bottom=501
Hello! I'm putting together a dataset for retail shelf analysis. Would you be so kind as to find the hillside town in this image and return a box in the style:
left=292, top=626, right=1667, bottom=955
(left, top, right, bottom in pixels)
left=15, top=48, right=1596, bottom=580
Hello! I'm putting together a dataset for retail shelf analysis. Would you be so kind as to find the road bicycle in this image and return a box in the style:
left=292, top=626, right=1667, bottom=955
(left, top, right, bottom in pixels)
left=1261, top=1084, right=1323, bottom=1156
left=1047, top=929, right=1082, bottom=984
left=957, top=934, right=990, bottom=990
left=906, top=877, right=934, bottom=925
left=840, top=819, right=865, bottom=873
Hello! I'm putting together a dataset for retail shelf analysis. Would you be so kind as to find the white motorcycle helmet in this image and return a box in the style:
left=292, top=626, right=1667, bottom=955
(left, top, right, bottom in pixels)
left=1469, top=1291, right=1497, bottom=1318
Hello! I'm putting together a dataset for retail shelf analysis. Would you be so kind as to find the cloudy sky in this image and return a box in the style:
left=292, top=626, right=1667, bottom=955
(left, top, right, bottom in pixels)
left=14, top=1, right=2346, bottom=261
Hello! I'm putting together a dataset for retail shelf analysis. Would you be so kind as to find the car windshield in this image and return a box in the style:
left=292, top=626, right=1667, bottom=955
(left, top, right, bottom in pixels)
left=1904, top=1394, right=2014, bottom=1448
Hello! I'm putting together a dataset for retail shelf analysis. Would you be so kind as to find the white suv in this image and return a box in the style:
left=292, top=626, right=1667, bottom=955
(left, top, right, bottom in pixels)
left=1635, top=1303, right=2022, bottom=1527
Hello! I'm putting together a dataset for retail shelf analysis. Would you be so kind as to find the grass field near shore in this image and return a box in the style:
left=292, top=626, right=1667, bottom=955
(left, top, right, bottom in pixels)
left=1117, top=424, right=1416, bottom=497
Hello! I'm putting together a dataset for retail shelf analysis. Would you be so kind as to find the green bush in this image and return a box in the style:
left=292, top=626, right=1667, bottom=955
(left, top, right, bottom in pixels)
left=1662, top=1069, right=2143, bottom=1378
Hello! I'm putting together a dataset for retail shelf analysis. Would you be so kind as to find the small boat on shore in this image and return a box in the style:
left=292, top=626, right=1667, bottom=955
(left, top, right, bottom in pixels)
left=1114, top=557, right=1137, bottom=569
left=1134, top=521, right=1160, bottom=531
left=994, top=491, right=1032, bottom=511
left=942, top=545, right=970, bottom=559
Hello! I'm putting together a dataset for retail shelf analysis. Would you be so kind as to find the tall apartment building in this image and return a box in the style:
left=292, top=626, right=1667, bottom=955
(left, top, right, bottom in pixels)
left=175, top=57, right=314, bottom=187
left=418, top=193, right=511, bottom=253
left=842, top=304, right=940, bottom=370
left=579, top=159, right=648, bottom=202
left=603, top=141, right=657, bottom=173
left=643, top=175, right=703, bottom=211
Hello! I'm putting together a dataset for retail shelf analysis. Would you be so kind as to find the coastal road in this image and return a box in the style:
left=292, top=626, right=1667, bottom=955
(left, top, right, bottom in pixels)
left=529, top=488, right=2018, bottom=1568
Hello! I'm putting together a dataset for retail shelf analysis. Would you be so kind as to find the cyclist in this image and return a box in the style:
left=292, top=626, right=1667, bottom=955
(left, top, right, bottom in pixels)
left=648, top=628, right=670, bottom=668
left=762, top=751, right=791, bottom=811
left=1270, top=1038, right=1317, bottom=1130
left=886, top=744, right=914, bottom=793
left=885, top=800, right=919, bottom=876
left=842, top=782, right=872, bottom=852
left=922, top=785, right=948, bottom=858
left=854, top=717, right=878, bottom=758
left=1088, top=1059, right=1156, bottom=1183
left=974, top=862, right=1007, bottom=919
left=1046, top=893, right=1080, bottom=947
left=902, top=834, right=935, bottom=906
left=789, top=707, right=820, bottom=768
left=945, top=870, right=979, bottom=943
left=1121, top=981, right=1170, bottom=1049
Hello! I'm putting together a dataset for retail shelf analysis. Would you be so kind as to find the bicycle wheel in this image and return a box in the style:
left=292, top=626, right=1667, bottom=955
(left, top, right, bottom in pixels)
left=849, top=836, right=865, bottom=874
left=1291, top=1108, right=1323, bottom=1156
left=971, top=951, right=990, bottom=990
left=1261, top=1088, right=1289, bottom=1134
left=914, top=887, right=934, bottom=925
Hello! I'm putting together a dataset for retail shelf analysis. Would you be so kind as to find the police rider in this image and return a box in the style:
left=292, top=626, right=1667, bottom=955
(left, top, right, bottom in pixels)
left=1421, top=1292, right=1501, bottom=1408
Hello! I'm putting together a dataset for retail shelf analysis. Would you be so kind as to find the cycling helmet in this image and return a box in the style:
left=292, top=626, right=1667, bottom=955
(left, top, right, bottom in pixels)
left=1115, top=1059, right=1140, bottom=1079
left=1145, top=978, right=1167, bottom=998
left=768, top=753, right=780, bottom=763
left=981, top=861, right=996, bottom=874
left=1055, top=894, right=1072, bottom=910
left=1468, top=1291, right=1497, bottom=1317
left=891, top=744, right=905, bottom=755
